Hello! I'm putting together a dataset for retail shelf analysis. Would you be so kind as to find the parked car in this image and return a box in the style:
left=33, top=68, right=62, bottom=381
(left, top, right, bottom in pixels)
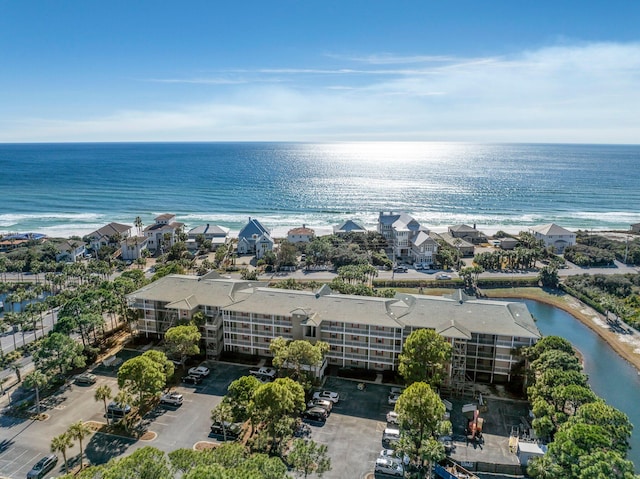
left=380, top=448, right=410, bottom=464
left=308, top=398, right=333, bottom=413
left=27, top=454, right=58, bottom=479
left=210, top=421, right=242, bottom=440
left=374, top=456, right=404, bottom=477
left=188, top=365, right=210, bottom=377
left=389, top=387, right=405, bottom=395
left=388, top=393, right=401, bottom=405
left=436, top=273, right=452, bottom=280
left=74, top=372, right=97, bottom=385
left=393, top=266, right=408, bottom=273
left=413, top=263, right=423, bottom=270
left=107, top=401, right=131, bottom=418
left=386, top=410, right=399, bottom=425
left=382, top=427, right=401, bottom=448
left=302, top=406, right=328, bottom=424
left=312, top=390, right=340, bottom=403
left=182, top=374, right=203, bottom=385
left=160, top=391, right=183, bottom=406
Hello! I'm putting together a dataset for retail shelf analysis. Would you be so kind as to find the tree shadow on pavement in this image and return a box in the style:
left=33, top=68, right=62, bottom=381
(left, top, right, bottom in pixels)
left=85, top=431, right=136, bottom=465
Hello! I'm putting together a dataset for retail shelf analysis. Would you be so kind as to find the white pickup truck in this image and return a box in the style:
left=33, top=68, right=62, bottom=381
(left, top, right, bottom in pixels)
left=249, top=367, right=277, bottom=381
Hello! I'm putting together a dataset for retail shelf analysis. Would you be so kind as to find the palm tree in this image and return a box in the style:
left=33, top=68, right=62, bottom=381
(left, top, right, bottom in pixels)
left=67, top=421, right=92, bottom=469
left=113, top=390, right=133, bottom=433
left=51, top=432, right=73, bottom=474
left=134, top=216, right=143, bottom=236
left=94, top=385, right=113, bottom=425
left=210, top=402, right=234, bottom=442
left=23, top=370, right=48, bottom=415
left=4, top=312, right=19, bottom=352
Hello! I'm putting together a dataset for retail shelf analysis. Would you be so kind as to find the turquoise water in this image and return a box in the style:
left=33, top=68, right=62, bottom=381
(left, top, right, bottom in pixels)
left=1, top=142, right=639, bottom=238
left=521, top=299, right=640, bottom=468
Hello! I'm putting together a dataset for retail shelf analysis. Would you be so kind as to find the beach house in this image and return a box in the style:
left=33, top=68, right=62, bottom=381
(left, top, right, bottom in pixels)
left=55, top=240, right=86, bottom=263
left=237, top=217, right=273, bottom=259
left=529, top=223, right=576, bottom=253
left=287, top=225, right=316, bottom=243
left=120, top=236, right=149, bottom=261
left=631, top=223, right=640, bottom=234
left=449, top=224, right=487, bottom=245
left=86, top=222, right=132, bottom=251
left=436, top=231, right=474, bottom=257
left=186, top=224, right=230, bottom=252
left=377, top=211, right=438, bottom=265
left=144, top=214, right=184, bottom=253
left=332, top=219, right=367, bottom=236
left=127, top=275, right=540, bottom=385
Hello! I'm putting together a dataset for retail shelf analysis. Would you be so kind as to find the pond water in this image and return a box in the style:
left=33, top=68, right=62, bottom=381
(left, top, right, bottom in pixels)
left=517, top=299, right=640, bottom=469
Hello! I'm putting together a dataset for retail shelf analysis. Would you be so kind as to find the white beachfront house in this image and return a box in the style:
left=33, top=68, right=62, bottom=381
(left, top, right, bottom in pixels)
left=187, top=224, right=230, bottom=252
left=144, top=214, right=184, bottom=253
left=287, top=225, right=316, bottom=243
left=377, top=212, right=438, bottom=265
left=237, top=217, right=274, bottom=259
left=55, top=240, right=86, bottom=263
left=121, top=236, right=149, bottom=261
left=529, top=223, right=576, bottom=253
left=127, top=275, right=540, bottom=384
left=86, top=222, right=133, bottom=251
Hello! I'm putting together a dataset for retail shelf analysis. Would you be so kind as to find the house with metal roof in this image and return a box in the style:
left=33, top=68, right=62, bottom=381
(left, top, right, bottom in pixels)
left=437, top=231, right=475, bottom=257
left=377, top=211, right=438, bottom=264
left=187, top=223, right=230, bottom=251
left=529, top=223, right=576, bottom=253
left=332, top=219, right=367, bottom=236
left=237, top=217, right=274, bottom=258
left=449, top=224, right=487, bottom=245
left=127, top=275, right=540, bottom=384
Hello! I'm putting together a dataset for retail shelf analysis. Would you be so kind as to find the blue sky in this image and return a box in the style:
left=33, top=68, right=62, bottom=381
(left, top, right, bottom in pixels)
left=1, top=1, right=639, bottom=143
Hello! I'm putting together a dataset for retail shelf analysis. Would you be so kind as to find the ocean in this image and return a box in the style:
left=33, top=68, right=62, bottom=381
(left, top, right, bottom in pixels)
left=1, top=142, right=639, bottom=239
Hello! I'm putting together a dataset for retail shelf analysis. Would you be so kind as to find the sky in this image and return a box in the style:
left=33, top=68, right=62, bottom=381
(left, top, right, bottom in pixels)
left=1, top=1, right=639, bottom=143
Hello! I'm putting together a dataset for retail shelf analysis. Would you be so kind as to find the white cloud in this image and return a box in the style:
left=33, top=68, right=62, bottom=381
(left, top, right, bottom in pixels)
left=2, top=42, right=639, bottom=143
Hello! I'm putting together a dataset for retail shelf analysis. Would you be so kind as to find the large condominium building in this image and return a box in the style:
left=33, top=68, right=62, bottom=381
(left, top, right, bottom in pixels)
left=127, top=274, right=540, bottom=384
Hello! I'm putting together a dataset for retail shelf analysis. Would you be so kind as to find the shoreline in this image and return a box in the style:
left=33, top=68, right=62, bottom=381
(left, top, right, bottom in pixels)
left=483, top=287, right=640, bottom=373
left=1, top=214, right=637, bottom=243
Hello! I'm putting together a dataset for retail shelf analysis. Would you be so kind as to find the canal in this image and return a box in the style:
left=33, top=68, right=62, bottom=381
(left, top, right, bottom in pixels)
left=518, top=299, right=640, bottom=469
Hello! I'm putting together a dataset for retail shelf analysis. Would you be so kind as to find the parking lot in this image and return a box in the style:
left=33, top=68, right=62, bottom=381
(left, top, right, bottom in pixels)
left=0, top=355, right=530, bottom=479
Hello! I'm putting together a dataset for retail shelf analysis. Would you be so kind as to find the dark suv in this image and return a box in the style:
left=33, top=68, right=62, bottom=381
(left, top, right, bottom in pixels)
left=302, top=406, right=328, bottom=424
left=210, top=422, right=242, bottom=440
